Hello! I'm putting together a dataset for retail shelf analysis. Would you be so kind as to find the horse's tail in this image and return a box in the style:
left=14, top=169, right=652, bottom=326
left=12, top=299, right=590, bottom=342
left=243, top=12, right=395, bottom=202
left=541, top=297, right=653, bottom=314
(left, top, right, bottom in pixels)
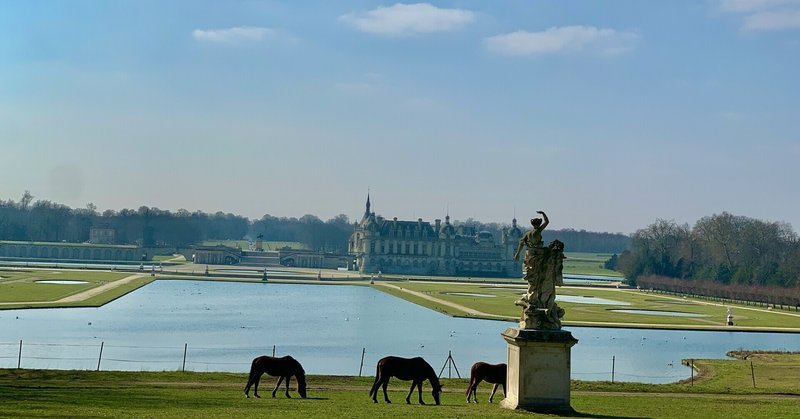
left=249, top=357, right=258, bottom=373
left=369, top=363, right=381, bottom=398
left=244, top=357, right=259, bottom=394
left=247, top=358, right=260, bottom=382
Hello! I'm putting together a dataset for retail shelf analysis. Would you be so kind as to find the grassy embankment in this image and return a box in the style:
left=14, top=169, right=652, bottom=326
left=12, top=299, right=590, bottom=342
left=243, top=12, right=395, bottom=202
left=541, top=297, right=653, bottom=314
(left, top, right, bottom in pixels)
left=1, top=353, right=798, bottom=419
left=0, top=269, right=154, bottom=309
left=151, top=254, right=189, bottom=264
left=373, top=282, right=800, bottom=331
left=561, top=252, right=622, bottom=277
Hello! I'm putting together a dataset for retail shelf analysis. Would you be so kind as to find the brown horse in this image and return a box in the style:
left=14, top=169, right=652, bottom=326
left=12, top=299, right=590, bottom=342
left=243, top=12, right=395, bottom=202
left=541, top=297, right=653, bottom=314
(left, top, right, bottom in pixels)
left=369, top=356, right=442, bottom=405
left=243, top=355, right=307, bottom=399
left=466, top=362, right=506, bottom=403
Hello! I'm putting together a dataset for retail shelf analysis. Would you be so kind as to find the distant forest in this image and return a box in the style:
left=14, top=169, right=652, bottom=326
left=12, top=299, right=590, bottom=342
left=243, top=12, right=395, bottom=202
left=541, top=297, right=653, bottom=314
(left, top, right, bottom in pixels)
left=615, top=212, right=800, bottom=302
left=0, top=192, right=630, bottom=254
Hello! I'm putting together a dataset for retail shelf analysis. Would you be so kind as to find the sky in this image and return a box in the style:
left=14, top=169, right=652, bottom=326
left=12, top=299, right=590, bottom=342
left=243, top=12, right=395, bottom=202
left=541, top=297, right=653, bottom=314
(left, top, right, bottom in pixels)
left=1, top=0, right=798, bottom=234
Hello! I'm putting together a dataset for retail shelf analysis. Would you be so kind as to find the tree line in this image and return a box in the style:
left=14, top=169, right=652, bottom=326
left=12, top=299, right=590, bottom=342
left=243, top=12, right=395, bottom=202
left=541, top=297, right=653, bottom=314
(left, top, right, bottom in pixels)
left=454, top=218, right=630, bottom=254
left=615, top=212, right=800, bottom=302
left=0, top=192, right=631, bottom=254
left=0, top=192, right=249, bottom=247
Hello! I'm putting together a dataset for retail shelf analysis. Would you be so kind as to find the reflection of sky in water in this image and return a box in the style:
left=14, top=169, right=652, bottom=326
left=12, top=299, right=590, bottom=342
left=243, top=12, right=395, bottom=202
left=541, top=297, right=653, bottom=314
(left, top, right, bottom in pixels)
left=557, top=295, right=630, bottom=306
left=34, top=280, right=89, bottom=284
left=214, top=269, right=295, bottom=275
left=1, top=281, right=799, bottom=383
left=610, top=309, right=706, bottom=318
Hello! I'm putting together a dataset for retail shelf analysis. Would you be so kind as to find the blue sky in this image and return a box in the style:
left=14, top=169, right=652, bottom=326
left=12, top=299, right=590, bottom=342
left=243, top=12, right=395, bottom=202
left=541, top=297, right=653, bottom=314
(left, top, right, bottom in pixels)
left=1, top=0, right=798, bottom=233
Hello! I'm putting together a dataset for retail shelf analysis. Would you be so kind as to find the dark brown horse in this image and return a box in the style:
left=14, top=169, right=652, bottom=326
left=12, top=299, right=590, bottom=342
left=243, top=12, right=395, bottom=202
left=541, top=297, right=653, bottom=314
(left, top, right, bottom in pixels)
left=466, top=362, right=506, bottom=403
left=369, top=356, right=442, bottom=405
left=243, top=355, right=307, bottom=399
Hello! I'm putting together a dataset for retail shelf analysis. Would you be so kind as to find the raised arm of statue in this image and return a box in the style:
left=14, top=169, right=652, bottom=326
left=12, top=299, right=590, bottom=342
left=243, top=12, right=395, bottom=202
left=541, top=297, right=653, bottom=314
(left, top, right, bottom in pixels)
left=537, top=211, right=549, bottom=231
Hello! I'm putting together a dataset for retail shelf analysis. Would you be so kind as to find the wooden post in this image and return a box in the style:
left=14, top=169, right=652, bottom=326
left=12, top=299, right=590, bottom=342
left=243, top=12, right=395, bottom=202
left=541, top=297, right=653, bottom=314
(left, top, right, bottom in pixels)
left=358, top=348, right=366, bottom=377
left=750, top=360, right=756, bottom=388
left=612, top=356, right=615, bottom=383
left=449, top=351, right=452, bottom=378
left=97, top=342, right=104, bottom=371
left=272, top=345, right=276, bottom=357
left=690, top=359, right=694, bottom=386
left=182, top=343, right=188, bottom=372
left=17, top=340, right=22, bottom=369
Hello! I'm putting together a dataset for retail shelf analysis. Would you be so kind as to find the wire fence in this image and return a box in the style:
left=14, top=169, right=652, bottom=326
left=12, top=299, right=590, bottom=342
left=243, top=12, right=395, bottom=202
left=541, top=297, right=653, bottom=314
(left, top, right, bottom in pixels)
left=0, top=340, right=692, bottom=383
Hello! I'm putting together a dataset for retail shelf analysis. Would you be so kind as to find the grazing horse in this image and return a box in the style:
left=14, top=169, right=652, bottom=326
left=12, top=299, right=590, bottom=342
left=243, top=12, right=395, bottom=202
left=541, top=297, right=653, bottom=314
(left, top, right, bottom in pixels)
left=369, top=356, right=442, bottom=405
left=466, top=362, right=506, bottom=403
left=244, top=355, right=307, bottom=399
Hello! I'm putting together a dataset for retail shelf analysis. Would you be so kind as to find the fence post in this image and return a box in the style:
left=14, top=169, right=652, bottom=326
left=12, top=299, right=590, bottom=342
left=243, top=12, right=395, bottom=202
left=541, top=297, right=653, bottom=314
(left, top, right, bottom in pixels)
left=97, top=342, right=104, bottom=371
left=449, top=351, right=452, bottom=378
left=272, top=345, right=276, bottom=357
left=750, top=360, right=756, bottom=388
left=17, top=340, right=22, bottom=369
left=358, top=348, right=366, bottom=377
left=182, top=343, right=188, bottom=372
left=611, top=356, right=615, bottom=383
left=690, top=359, right=694, bottom=386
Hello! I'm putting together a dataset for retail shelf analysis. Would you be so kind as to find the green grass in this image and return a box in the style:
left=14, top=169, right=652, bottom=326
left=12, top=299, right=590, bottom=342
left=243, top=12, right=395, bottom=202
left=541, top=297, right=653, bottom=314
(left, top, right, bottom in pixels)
left=374, top=282, right=800, bottom=330
left=688, top=352, right=800, bottom=394
left=0, top=368, right=797, bottom=418
left=563, top=252, right=622, bottom=277
left=0, top=270, right=130, bottom=303
left=151, top=254, right=189, bottom=264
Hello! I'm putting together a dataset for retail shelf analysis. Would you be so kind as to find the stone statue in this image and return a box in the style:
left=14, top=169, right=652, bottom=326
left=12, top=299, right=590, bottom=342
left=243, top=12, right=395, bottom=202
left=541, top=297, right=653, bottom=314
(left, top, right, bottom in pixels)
left=513, top=211, right=566, bottom=330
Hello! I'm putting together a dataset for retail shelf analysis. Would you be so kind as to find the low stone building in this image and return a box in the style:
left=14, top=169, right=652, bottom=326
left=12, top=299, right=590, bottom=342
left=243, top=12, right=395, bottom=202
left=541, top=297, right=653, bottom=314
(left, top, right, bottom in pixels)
left=278, top=248, right=349, bottom=269
left=0, top=240, right=140, bottom=262
left=189, top=245, right=242, bottom=265
left=348, top=195, right=523, bottom=277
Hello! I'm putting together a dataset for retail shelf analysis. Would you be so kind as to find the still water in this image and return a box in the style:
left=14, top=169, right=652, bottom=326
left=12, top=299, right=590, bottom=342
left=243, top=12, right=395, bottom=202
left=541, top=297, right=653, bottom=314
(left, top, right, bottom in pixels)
left=1, top=281, right=798, bottom=383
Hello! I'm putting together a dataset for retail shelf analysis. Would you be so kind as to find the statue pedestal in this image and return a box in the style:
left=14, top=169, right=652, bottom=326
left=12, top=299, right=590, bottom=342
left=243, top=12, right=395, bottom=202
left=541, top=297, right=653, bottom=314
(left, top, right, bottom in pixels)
left=500, top=327, right=578, bottom=413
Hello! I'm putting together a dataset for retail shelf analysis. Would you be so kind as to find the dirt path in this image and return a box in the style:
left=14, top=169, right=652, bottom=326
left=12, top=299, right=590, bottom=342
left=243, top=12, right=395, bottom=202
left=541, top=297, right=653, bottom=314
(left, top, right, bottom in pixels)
left=376, top=283, right=509, bottom=319
left=130, top=381, right=800, bottom=400
left=56, top=273, right=146, bottom=303
left=0, top=273, right=147, bottom=306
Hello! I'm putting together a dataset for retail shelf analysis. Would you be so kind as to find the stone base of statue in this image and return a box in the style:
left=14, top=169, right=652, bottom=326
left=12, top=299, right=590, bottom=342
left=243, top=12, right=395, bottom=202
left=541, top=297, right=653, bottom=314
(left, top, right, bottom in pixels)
left=500, top=327, right=578, bottom=413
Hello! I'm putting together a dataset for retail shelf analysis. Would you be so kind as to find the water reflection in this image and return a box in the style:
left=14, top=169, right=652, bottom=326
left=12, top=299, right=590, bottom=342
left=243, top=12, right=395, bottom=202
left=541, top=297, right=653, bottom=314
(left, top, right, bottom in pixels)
left=0, top=281, right=798, bottom=383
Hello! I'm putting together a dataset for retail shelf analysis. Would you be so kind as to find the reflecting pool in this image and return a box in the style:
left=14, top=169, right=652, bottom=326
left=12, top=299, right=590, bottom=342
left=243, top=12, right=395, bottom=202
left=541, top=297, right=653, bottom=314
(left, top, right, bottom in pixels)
left=1, top=281, right=798, bottom=383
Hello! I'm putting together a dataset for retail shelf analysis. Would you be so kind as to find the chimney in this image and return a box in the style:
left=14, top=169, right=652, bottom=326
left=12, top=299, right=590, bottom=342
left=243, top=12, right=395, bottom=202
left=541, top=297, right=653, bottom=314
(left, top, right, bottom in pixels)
left=435, top=219, right=441, bottom=230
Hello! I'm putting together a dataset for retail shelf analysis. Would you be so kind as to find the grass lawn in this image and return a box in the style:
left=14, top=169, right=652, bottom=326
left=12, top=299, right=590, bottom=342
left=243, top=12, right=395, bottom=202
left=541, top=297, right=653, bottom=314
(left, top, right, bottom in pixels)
left=374, top=282, right=800, bottom=330
left=0, top=367, right=797, bottom=418
left=0, top=270, right=130, bottom=304
left=562, top=252, right=622, bottom=277
left=689, top=352, right=800, bottom=394
left=151, top=255, right=188, bottom=263
left=0, top=268, right=156, bottom=310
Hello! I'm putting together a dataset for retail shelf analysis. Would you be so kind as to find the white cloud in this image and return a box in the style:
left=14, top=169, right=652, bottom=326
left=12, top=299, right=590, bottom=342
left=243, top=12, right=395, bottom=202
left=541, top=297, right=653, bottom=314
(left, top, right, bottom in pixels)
left=717, top=0, right=800, bottom=12
left=743, top=9, right=800, bottom=29
left=339, top=3, right=475, bottom=36
left=192, top=26, right=276, bottom=43
left=716, top=0, right=800, bottom=31
left=484, top=26, right=639, bottom=56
